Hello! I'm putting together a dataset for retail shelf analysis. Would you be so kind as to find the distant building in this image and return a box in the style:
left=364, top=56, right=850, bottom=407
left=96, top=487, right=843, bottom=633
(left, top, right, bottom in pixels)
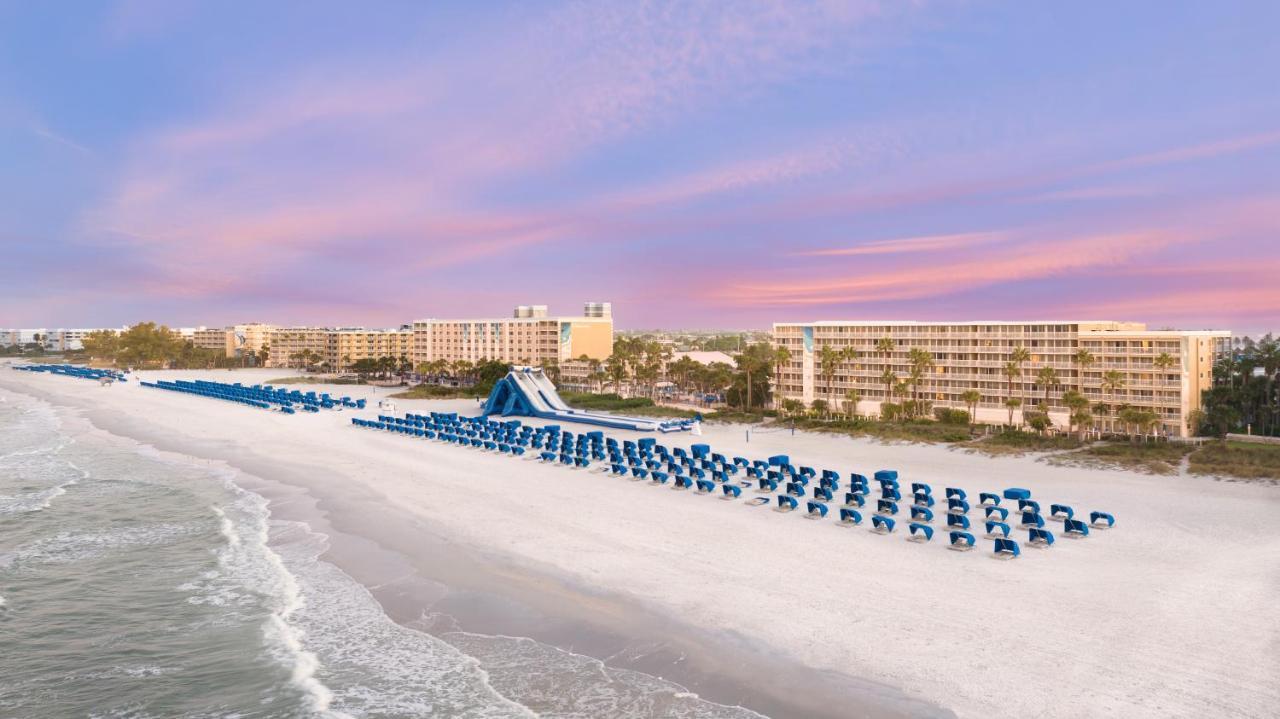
left=772, top=320, right=1230, bottom=438
left=192, top=323, right=277, bottom=359
left=192, top=328, right=235, bottom=356
left=265, top=327, right=412, bottom=371
left=411, top=302, right=613, bottom=368
left=1, top=327, right=128, bottom=351
left=670, top=350, right=735, bottom=366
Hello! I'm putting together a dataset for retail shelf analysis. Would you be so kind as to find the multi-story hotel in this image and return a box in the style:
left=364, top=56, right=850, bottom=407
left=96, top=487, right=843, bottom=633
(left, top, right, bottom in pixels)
left=772, top=321, right=1230, bottom=438
left=265, top=327, right=412, bottom=371
left=193, top=323, right=277, bottom=359
left=411, top=302, right=613, bottom=368
left=329, top=328, right=413, bottom=371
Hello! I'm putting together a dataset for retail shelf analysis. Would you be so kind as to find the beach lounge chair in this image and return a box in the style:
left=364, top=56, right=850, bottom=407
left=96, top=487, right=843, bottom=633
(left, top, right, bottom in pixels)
left=911, top=482, right=932, bottom=496
left=871, top=515, right=896, bottom=534
left=979, top=492, right=1001, bottom=507
left=721, top=484, right=742, bottom=500
left=909, top=523, right=934, bottom=542
left=947, top=498, right=970, bottom=515
left=839, top=508, right=863, bottom=526
left=630, top=467, right=649, bottom=480
left=776, top=495, right=798, bottom=512
left=1003, top=487, right=1031, bottom=501
left=786, top=482, right=805, bottom=498
left=611, top=463, right=628, bottom=476
left=946, top=514, right=971, bottom=530
left=1064, top=518, right=1090, bottom=537
left=540, top=451, right=557, bottom=463
left=746, top=496, right=770, bottom=506
left=1028, top=527, right=1055, bottom=547
left=1020, top=511, right=1045, bottom=529
left=673, top=475, right=692, bottom=489
left=984, top=506, right=1009, bottom=522
left=1050, top=504, right=1074, bottom=521
left=1018, top=499, right=1041, bottom=513
left=1089, top=511, right=1115, bottom=528
left=912, top=491, right=935, bottom=508
left=994, top=538, right=1021, bottom=558
left=985, top=520, right=1011, bottom=538
left=876, top=499, right=898, bottom=516
left=806, top=501, right=828, bottom=519
left=696, top=479, right=716, bottom=494
left=813, top=487, right=834, bottom=502
left=910, top=506, right=934, bottom=523
left=948, top=531, right=976, bottom=551
left=881, top=486, right=902, bottom=501
left=757, top=478, right=778, bottom=493
left=844, top=492, right=865, bottom=508
left=874, top=470, right=898, bottom=482
left=946, top=487, right=967, bottom=500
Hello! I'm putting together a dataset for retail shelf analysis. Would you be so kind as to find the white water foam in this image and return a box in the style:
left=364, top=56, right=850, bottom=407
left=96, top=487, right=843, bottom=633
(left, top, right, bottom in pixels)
left=207, top=493, right=350, bottom=719
left=444, top=632, right=769, bottom=719
left=0, top=454, right=88, bottom=515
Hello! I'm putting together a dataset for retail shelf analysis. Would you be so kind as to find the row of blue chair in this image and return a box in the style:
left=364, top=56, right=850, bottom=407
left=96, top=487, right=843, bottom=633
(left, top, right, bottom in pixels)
left=140, top=379, right=363, bottom=413
left=351, top=411, right=1116, bottom=560
left=14, top=364, right=127, bottom=382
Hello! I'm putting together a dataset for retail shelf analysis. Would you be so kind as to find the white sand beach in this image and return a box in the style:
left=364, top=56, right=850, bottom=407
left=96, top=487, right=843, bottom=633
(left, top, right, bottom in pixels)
left=4, top=366, right=1278, bottom=719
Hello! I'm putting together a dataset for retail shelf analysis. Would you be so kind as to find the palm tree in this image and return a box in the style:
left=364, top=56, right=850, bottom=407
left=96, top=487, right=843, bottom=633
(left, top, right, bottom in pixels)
left=907, top=348, right=935, bottom=418
left=1073, top=348, right=1095, bottom=395
left=1002, top=360, right=1022, bottom=426
left=961, top=389, right=981, bottom=429
left=734, top=342, right=775, bottom=412
left=1062, top=390, right=1090, bottom=436
left=1153, top=352, right=1177, bottom=378
left=1036, top=366, right=1061, bottom=419
left=844, top=388, right=862, bottom=419
left=772, top=345, right=792, bottom=409
left=879, top=368, right=898, bottom=416
left=1010, top=345, right=1031, bottom=408
left=1005, top=397, right=1023, bottom=427
left=1101, top=369, right=1126, bottom=432
left=817, top=343, right=841, bottom=411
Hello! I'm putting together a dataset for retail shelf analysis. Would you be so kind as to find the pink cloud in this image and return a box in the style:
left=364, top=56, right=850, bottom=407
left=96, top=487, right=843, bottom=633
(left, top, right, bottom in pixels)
left=797, top=231, right=1009, bottom=256
left=716, top=230, right=1178, bottom=306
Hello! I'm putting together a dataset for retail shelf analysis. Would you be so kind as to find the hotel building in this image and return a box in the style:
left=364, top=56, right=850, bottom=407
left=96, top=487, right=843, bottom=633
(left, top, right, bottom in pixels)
left=265, top=327, right=412, bottom=371
left=193, top=323, right=277, bottom=359
left=411, top=302, right=613, bottom=368
left=772, top=321, right=1230, bottom=438
left=1, top=327, right=129, bottom=351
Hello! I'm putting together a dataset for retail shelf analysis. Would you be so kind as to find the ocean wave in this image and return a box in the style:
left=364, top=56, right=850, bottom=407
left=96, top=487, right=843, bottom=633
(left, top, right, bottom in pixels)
left=444, top=632, right=768, bottom=719
left=0, top=522, right=205, bottom=570
left=205, top=493, right=352, bottom=719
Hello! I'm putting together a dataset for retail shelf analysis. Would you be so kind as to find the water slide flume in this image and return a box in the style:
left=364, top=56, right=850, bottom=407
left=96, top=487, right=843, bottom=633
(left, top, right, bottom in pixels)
left=482, top=366, right=694, bottom=432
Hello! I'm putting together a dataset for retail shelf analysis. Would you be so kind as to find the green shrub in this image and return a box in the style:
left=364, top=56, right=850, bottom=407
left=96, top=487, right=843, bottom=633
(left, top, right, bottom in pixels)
left=933, top=407, right=970, bottom=425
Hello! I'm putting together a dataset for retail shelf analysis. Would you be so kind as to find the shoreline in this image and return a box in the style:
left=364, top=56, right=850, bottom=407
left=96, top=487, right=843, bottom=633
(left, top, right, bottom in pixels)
left=2, top=369, right=937, bottom=719
left=4, top=366, right=1278, bottom=718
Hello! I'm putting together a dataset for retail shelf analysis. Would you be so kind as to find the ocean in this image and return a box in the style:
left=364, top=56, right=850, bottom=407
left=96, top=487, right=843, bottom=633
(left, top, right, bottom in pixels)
left=0, top=386, right=766, bottom=718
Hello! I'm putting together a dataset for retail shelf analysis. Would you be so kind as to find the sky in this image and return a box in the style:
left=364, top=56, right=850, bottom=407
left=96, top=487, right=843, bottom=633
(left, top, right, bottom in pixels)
left=0, top=1, right=1277, bottom=334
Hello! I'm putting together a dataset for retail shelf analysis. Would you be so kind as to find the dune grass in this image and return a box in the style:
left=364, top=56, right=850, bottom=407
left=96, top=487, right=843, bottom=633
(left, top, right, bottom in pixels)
left=1049, top=441, right=1196, bottom=475
left=961, top=431, right=1085, bottom=457
left=1188, top=441, right=1280, bottom=481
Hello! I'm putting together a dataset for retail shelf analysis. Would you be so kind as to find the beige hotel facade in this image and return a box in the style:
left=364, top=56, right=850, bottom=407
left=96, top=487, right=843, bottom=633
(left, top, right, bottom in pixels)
left=265, top=327, right=412, bottom=371
left=772, top=321, right=1230, bottom=438
left=411, top=303, right=613, bottom=368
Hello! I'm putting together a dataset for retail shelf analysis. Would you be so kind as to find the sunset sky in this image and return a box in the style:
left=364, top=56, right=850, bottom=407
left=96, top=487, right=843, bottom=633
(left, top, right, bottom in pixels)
left=1, top=1, right=1276, bottom=334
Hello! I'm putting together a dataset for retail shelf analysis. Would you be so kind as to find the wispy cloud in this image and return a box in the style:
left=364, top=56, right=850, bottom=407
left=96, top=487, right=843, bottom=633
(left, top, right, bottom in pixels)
left=797, top=231, right=1008, bottom=256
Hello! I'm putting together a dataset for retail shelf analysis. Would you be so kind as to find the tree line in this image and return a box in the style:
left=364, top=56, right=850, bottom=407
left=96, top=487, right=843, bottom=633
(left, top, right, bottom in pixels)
left=1197, top=334, right=1279, bottom=437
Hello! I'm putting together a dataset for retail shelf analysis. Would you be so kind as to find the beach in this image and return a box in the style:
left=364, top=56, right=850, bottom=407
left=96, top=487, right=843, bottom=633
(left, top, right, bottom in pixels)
left=2, top=365, right=1278, bottom=718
